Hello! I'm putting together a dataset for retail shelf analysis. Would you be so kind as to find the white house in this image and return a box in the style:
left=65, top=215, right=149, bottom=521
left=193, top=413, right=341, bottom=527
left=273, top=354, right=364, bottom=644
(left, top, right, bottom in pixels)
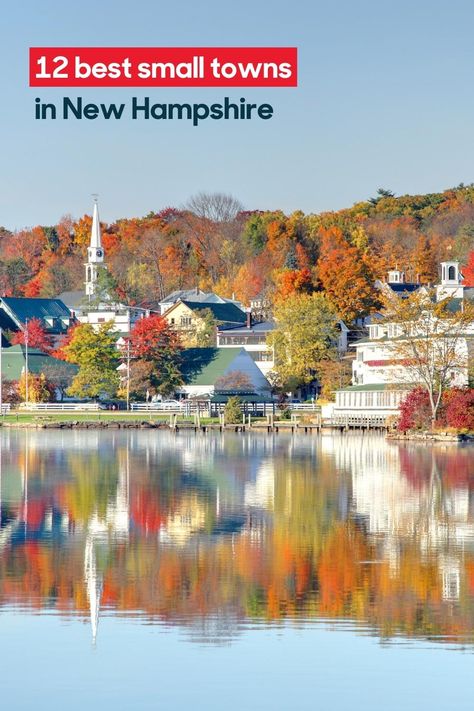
left=333, top=262, right=474, bottom=418
left=217, top=318, right=275, bottom=376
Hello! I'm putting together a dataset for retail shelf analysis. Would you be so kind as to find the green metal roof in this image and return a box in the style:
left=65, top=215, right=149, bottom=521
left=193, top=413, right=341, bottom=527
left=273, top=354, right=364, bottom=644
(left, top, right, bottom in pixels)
left=181, top=300, right=246, bottom=324
left=1, top=345, right=77, bottom=381
left=181, top=348, right=243, bottom=386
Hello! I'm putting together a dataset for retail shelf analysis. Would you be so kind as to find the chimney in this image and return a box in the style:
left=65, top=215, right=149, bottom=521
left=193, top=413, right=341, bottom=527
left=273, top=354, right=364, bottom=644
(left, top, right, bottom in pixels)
left=196, top=285, right=199, bottom=295
left=246, top=308, right=252, bottom=329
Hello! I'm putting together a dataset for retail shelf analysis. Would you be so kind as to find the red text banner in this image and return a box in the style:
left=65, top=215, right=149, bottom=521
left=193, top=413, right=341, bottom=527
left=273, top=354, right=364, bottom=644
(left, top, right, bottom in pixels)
left=29, top=47, right=298, bottom=87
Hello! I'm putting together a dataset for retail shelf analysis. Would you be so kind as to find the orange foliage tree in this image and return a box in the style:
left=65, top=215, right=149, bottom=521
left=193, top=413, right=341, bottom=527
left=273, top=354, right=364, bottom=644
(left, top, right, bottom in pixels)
left=317, top=227, right=377, bottom=323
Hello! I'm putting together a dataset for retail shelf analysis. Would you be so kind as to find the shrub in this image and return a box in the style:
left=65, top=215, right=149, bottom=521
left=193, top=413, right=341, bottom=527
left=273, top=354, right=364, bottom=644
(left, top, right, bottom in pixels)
left=398, top=387, right=432, bottom=431
left=223, top=396, right=242, bottom=424
left=443, top=388, right=474, bottom=430
left=398, top=386, right=474, bottom=432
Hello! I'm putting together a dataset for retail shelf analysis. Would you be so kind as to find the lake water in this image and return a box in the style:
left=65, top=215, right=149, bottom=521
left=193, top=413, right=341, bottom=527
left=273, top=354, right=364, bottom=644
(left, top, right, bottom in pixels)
left=0, top=429, right=473, bottom=710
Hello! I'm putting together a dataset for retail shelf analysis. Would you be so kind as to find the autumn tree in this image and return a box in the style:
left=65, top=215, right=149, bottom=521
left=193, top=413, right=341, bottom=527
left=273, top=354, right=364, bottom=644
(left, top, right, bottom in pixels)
left=317, top=227, right=377, bottom=323
left=18, top=372, right=54, bottom=403
left=381, top=288, right=474, bottom=424
left=316, top=357, right=353, bottom=401
left=268, top=292, right=338, bottom=391
left=62, top=322, right=120, bottom=399
left=463, top=250, right=474, bottom=286
left=129, top=315, right=182, bottom=397
left=411, top=235, right=437, bottom=283
left=11, top=317, right=53, bottom=353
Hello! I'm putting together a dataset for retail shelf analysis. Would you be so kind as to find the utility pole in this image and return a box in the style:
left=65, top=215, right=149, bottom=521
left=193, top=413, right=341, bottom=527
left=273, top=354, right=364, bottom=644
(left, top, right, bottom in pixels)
left=24, top=318, right=29, bottom=407
left=126, top=337, right=131, bottom=411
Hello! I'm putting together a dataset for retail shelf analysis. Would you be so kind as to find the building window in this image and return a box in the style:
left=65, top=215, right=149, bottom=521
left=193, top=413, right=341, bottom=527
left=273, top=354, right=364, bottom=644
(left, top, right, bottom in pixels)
left=357, top=350, right=364, bottom=362
left=448, top=265, right=456, bottom=280
left=97, top=317, right=105, bottom=323
left=252, top=351, right=273, bottom=362
left=180, top=316, right=192, bottom=327
left=170, top=318, right=175, bottom=325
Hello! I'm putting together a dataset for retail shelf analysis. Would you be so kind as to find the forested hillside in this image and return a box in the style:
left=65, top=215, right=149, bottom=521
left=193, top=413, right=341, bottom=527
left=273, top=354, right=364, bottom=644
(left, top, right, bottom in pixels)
left=2, top=185, right=474, bottom=323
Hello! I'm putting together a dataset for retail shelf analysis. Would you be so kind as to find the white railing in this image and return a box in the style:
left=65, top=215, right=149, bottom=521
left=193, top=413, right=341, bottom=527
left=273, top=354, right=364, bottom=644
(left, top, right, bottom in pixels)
left=330, top=413, right=388, bottom=428
left=20, top=403, right=101, bottom=411
left=0, top=404, right=11, bottom=414
left=131, top=402, right=187, bottom=412
left=289, top=403, right=319, bottom=411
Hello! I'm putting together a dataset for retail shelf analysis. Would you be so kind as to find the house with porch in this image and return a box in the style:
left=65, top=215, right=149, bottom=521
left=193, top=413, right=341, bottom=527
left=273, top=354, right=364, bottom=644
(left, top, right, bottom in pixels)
left=217, top=320, right=275, bottom=376
left=177, top=347, right=272, bottom=402
left=333, top=262, right=474, bottom=419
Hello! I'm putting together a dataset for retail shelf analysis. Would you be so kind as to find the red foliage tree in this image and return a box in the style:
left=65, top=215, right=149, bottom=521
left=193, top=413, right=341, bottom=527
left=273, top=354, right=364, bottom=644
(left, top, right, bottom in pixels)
left=398, top=387, right=433, bottom=431
left=443, top=388, right=474, bottom=430
left=399, top=386, right=474, bottom=431
left=463, top=250, right=474, bottom=287
left=11, top=317, right=53, bottom=353
left=52, top=322, right=79, bottom=360
left=129, top=314, right=183, bottom=396
left=275, top=268, right=313, bottom=300
left=131, top=314, right=181, bottom=360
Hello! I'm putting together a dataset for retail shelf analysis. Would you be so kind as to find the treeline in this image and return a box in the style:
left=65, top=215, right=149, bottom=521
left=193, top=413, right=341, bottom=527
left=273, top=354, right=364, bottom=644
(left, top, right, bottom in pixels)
left=2, top=185, right=474, bottom=323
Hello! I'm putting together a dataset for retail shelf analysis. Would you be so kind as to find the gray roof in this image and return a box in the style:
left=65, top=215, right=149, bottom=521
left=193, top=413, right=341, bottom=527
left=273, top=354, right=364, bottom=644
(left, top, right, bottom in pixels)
left=218, top=320, right=275, bottom=334
left=57, top=291, right=86, bottom=311
left=160, top=289, right=240, bottom=307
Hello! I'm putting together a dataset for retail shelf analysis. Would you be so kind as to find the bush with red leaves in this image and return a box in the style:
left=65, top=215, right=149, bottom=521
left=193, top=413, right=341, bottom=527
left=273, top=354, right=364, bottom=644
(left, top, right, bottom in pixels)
left=398, top=387, right=433, bottom=431
left=443, top=388, right=474, bottom=430
left=398, top=386, right=474, bottom=431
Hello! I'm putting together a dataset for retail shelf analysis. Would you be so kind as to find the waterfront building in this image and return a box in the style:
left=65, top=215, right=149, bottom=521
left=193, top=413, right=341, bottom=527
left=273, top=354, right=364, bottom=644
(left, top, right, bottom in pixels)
left=177, top=346, right=272, bottom=399
left=333, top=262, right=474, bottom=418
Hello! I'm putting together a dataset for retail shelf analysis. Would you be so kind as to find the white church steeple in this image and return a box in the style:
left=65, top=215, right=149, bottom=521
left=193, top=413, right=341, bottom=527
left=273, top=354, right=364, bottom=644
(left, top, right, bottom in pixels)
left=85, top=197, right=105, bottom=298
left=437, top=260, right=464, bottom=300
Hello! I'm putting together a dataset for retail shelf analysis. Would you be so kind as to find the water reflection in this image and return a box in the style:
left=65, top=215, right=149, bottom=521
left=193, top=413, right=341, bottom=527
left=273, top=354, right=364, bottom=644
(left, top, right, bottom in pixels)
left=0, top=429, right=473, bottom=646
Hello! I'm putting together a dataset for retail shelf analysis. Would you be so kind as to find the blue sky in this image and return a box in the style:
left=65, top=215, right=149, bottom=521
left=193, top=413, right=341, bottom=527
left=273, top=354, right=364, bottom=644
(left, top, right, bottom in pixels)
left=2, top=0, right=474, bottom=228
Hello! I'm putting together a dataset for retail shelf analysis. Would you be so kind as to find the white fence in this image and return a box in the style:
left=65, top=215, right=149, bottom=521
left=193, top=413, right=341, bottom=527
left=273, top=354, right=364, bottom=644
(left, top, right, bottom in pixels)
left=131, top=402, right=187, bottom=412
left=289, top=403, right=319, bottom=411
left=0, top=404, right=11, bottom=414
left=19, top=403, right=101, bottom=412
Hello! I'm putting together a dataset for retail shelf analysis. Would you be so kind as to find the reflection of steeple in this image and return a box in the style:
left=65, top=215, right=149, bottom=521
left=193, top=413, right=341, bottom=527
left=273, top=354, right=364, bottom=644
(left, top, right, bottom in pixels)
left=84, top=534, right=102, bottom=644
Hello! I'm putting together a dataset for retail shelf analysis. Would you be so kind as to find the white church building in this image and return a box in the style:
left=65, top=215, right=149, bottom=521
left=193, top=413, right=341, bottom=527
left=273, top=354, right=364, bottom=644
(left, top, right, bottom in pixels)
left=333, top=262, right=474, bottom=419
left=61, top=199, right=152, bottom=333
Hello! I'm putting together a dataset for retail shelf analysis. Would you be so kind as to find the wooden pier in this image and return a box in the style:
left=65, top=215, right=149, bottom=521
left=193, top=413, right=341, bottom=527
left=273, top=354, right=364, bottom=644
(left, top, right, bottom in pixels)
left=167, top=412, right=390, bottom=434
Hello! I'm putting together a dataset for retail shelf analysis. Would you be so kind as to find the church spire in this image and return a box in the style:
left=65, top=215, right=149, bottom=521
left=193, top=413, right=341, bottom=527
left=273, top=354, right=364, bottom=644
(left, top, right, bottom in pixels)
left=90, top=195, right=102, bottom=251
left=85, top=196, right=105, bottom=298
